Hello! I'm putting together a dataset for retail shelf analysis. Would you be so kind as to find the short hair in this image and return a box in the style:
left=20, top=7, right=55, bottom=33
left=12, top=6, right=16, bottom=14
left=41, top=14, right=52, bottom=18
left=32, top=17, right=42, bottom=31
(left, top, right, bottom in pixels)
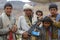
left=36, top=10, right=43, bottom=16
left=4, top=2, right=13, bottom=9
left=49, top=4, right=58, bottom=10
left=42, top=16, right=53, bottom=24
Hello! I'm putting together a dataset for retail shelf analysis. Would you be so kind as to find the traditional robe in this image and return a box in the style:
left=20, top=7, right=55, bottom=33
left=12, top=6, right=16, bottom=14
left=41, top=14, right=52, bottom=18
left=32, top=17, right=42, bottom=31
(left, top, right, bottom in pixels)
left=40, top=26, right=52, bottom=40
left=49, top=14, right=60, bottom=40
left=0, top=13, right=16, bottom=40
left=17, top=15, right=37, bottom=40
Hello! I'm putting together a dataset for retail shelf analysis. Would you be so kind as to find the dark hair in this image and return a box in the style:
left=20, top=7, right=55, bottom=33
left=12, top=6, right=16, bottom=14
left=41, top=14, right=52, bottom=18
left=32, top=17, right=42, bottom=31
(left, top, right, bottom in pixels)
left=36, top=10, right=43, bottom=16
left=42, top=16, right=53, bottom=24
left=4, top=2, right=13, bottom=9
left=49, top=4, right=58, bottom=10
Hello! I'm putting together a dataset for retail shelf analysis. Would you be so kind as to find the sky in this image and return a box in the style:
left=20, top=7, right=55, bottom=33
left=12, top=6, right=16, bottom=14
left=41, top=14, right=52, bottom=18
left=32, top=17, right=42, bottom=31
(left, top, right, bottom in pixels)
left=7, top=0, right=31, bottom=2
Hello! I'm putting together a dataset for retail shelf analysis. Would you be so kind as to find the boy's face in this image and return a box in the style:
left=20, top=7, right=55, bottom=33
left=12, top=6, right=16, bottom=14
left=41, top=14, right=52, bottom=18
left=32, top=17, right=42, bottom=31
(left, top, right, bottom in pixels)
left=37, top=12, right=42, bottom=17
left=24, top=9, right=32, bottom=17
left=49, top=8, right=58, bottom=16
left=4, top=6, right=12, bottom=16
left=43, top=22, right=51, bottom=28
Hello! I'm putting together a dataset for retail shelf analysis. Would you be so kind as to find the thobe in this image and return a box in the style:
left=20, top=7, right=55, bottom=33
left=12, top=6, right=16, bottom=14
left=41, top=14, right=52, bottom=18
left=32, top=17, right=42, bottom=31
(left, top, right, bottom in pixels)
left=0, top=13, right=16, bottom=40
left=17, top=15, right=37, bottom=40
left=49, top=14, right=60, bottom=40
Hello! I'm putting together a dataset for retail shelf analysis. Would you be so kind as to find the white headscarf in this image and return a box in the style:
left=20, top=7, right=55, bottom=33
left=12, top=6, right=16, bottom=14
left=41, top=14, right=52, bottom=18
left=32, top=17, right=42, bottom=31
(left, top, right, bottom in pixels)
left=23, top=4, right=33, bottom=10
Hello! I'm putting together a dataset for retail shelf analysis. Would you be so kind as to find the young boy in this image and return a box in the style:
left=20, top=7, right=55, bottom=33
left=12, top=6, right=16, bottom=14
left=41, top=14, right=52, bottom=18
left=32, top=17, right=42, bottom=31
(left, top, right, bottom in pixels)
left=40, top=16, right=53, bottom=40
left=48, top=4, right=60, bottom=40
left=35, top=10, right=43, bottom=28
left=36, top=10, right=43, bottom=20
left=30, top=10, right=43, bottom=40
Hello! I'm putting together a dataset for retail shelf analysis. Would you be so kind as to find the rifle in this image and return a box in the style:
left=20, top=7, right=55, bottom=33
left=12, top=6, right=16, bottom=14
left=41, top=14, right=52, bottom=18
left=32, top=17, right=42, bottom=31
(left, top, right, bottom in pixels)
left=27, top=20, right=41, bottom=37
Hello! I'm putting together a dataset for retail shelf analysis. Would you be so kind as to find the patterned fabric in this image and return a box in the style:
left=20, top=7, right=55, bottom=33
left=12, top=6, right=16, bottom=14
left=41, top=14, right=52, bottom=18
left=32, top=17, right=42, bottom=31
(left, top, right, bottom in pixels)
left=40, top=26, right=52, bottom=40
left=25, top=15, right=32, bottom=26
left=52, top=27, right=58, bottom=39
left=49, top=14, right=60, bottom=39
left=25, top=15, right=37, bottom=40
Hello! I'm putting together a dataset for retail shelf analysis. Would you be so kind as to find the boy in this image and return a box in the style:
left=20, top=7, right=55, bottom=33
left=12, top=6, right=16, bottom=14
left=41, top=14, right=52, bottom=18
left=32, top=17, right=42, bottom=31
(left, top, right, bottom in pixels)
left=48, top=4, right=60, bottom=40
left=40, top=16, right=53, bottom=40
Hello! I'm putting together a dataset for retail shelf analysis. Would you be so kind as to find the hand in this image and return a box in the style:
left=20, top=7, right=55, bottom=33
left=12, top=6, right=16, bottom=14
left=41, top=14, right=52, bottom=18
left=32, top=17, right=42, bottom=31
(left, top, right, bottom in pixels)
left=22, top=32, right=29, bottom=39
left=37, top=22, right=41, bottom=26
left=49, top=16, right=56, bottom=22
left=38, top=16, right=43, bottom=20
left=12, top=25, right=17, bottom=32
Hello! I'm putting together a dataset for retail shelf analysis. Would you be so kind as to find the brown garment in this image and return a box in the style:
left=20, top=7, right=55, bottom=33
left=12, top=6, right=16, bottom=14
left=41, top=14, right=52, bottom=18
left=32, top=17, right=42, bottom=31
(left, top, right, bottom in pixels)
left=46, top=30, right=49, bottom=40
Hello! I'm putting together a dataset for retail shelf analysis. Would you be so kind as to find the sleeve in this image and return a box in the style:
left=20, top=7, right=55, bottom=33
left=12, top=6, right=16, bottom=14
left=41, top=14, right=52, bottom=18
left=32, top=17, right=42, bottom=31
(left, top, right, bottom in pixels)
left=56, top=14, right=60, bottom=22
left=53, top=22, right=60, bottom=28
left=16, top=17, right=25, bottom=35
left=0, top=16, right=10, bottom=35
